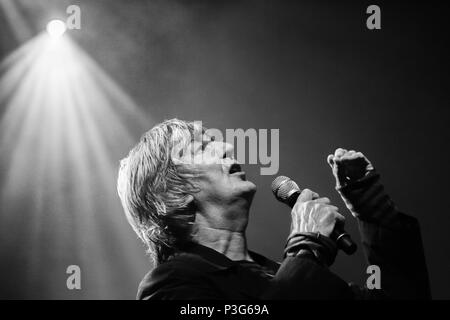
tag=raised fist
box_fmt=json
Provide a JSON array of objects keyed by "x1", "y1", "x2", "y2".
[{"x1": 327, "y1": 148, "x2": 374, "y2": 189}]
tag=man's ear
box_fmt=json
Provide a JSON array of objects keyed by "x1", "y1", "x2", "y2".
[
  {"x1": 171, "y1": 156, "x2": 184, "y2": 166},
  {"x1": 173, "y1": 158, "x2": 200, "y2": 180},
  {"x1": 185, "y1": 194, "x2": 195, "y2": 206},
  {"x1": 185, "y1": 194, "x2": 197, "y2": 222}
]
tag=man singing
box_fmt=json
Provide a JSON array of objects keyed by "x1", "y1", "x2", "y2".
[{"x1": 117, "y1": 119, "x2": 430, "y2": 299}]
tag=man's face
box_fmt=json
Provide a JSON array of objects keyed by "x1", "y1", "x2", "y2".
[{"x1": 174, "y1": 132, "x2": 257, "y2": 212}]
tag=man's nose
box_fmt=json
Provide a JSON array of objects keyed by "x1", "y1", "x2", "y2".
[{"x1": 213, "y1": 141, "x2": 234, "y2": 158}]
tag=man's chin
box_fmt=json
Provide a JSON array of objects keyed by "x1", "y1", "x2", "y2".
[{"x1": 240, "y1": 180, "x2": 257, "y2": 198}]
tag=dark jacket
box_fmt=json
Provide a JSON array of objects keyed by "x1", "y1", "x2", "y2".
[{"x1": 137, "y1": 171, "x2": 431, "y2": 300}]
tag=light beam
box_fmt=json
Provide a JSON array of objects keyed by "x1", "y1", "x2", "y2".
[{"x1": 0, "y1": 31, "x2": 152, "y2": 299}]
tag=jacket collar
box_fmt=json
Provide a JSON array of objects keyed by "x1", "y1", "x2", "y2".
[{"x1": 180, "y1": 242, "x2": 280, "y2": 274}]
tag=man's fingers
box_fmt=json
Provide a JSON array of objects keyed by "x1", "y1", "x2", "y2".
[
  {"x1": 297, "y1": 188, "x2": 318, "y2": 203},
  {"x1": 333, "y1": 212, "x2": 346, "y2": 229},
  {"x1": 321, "y1": 210, "x2": 345, "y2": 224},
  {"x1": 334, "y1": 212, "x2": 346, "y2": 223},
  {"x1": 314, "y1": 197, "x2": 331, "y2": 205},
  {"x1": 340, "y1": 154, "x2": 355, "y2": 161},
  {"x1": 322, "y1": 204, "x2": 340, "y2": 214},
  {"x1": 327, "y1": 154, "x2": 335, "y2": 167},
  {"x1": 339, "y1": 151, "x2": 370, "y2": 167},
  {"x1": 311, "y1": 203, "x2": 339, "y2": 217},
  {"x1": 333, "y1": 148, "x2": 369, "y2": 163},
  {"x1": 334, "y1": 148, "x2": 347, "y2": 158}
]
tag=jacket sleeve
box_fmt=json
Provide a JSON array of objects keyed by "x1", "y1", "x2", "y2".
[
  {"x1": 263, "y1": 251, "x2": 354, "y2": 300},
  {"x1": 338, "y1": 171, "x2": 431, "y2": 299}
]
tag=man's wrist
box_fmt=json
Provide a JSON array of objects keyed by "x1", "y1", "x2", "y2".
[
  {"x1": 337, "y1": 170, "x2": 397, "y2": 223},
  {"x1": 284, "y1": 232, "x2": 338, "y2": 266}
]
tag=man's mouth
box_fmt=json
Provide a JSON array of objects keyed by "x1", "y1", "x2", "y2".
[
  {"x1": 229, "y1": 163, "x2": 242, "y2": 174},
  {"x1": 229, "y1": 163, "x2": 247, "y2": 180}
]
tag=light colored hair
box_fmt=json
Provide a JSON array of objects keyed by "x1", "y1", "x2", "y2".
[{"x1": 117, "y1": 119, "x2": 200, "y2": 265}]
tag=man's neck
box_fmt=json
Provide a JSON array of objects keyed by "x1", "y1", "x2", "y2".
[{"x1": 192, "y1": 225, "x2": 253, "y2": 262}]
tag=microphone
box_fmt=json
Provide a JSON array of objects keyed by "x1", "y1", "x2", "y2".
[{"x1": 271, "y1": 175, "x2": 357, "y2": 255}]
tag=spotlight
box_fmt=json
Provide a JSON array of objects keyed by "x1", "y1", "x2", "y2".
[{"x1": 46, "y1": 19, "x2": 66, "y2": 38}]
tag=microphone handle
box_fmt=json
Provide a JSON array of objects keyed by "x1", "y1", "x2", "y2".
[
  {"x1": 287, "y1": 191, "x2": 357, "y2": 255},
  {"x1": 331, "y1": 228, "x2": 357, "y2": 255}
]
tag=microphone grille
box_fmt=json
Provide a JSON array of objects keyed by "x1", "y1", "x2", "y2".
[{"x1": 271, "y1": 175, "x2": 300, "y2": 202}]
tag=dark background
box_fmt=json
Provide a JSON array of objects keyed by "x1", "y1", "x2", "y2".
[{"x1": 0, "y1": 0, "x2": 449, "y2": 299}]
